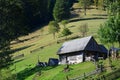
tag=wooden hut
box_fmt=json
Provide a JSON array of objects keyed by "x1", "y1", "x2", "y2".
[{"x1": 57, "y1": 36, "x2": 107, "y2": 64}]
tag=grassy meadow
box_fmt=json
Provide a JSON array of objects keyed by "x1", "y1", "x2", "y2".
[
  {"x1": 35, "y1": 62, "x2": 95, "y2": 80},
  {"x1": 9, "y1": 4, "x2": 119, "y2": 80}
]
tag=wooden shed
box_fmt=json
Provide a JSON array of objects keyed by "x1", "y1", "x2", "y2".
[
  {"x1": 48, "y1": 58, "x2": 59, "y2": 66},
  {"x1": 57, "y1": 36, "x2": 107, "y2": 64}
]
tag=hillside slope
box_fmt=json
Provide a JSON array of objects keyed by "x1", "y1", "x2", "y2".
[{"x1": 10, "y1": 7, "x2": 108, "y2": 80}]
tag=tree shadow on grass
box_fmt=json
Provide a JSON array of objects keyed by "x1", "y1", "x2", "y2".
[
  {"x1": 10, "y1": 44, "x2": 35, "y2": 54},
  {"x1": 16, "y1": 66, "x2": 57, "y2": 80},
  {"x1": 70, "y1": 13, "x2": 79, "y2": 18},
  {"x1": 92, "y1": 14, "x2": 108, "y2": 16},
  {"x1": 0, "y1": 44, "x2": 35, "y2": 65},
  {"x1": 12, "y1": 58, "x2": 24, "y2": 64},
  {"x1": 69, "y1": 17, "x2": 107, "y2": 23},
  {"x1": 0, "y1": 44, "x2": 34, "y2": 55},
  {"x1": 11, "y1": 35, "x2": 40, "y2": 45}
]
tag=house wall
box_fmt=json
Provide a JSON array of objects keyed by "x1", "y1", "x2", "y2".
[
  {"x1": 59, "y1": 55, "x2": 67, "y2": 64},
  {"x1": 59, "y1": 51, "x2": 101, "y2": 64},
  {"x1": 59, "y1": 52, "x2": 84, "y2": 64},
  {"x1": 68, "y1": 53, "x2": 83, "y2": 64}
]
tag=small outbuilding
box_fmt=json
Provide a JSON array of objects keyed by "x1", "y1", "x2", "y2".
[
  {"x1": 48, "y1": 58, "x2": 59, "y2": 66},
  {"x1": 57, "y1": 36, "x2": 107, "y2": 64}
]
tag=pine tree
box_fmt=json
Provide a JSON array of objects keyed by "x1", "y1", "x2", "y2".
[
  {"x1": 47, "y1": 0, "x2": 56, "y2": 20},
  {"x1": 0, "y1": 0, "x2": 28, "y2": 68},
  {"x1": 53, "y1": 0, "x2": 70, "y2": 22},
  {"x1": 61, "y1": 28, "x2": 72, "y2": 39}
]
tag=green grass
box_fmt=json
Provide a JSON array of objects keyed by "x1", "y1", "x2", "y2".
[
  {"x1": 83, "y1": 59, "x2": 120, "y2": 80},
  {"x1": 34, "y1": 62, "x2": 95, "y2": 80},
  {"x1": 11, "y1": 43, "x2": 62, "y2": 73},
  {"x1": 68, "y1": 19, "x2": 107, "y2": 36},
  {"x1": 10, "y1": 42, "x2": 97, "y2": 80}
]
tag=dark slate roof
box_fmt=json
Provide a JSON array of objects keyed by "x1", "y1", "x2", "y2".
[
  {"x1": 57, "y1": 36, "x2": 100, "y2": 55},
  {"x1": 99, "y1": 45, "x2": 108, "y2": 54}
]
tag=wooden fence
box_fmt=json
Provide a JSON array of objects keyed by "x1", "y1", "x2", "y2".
[
  {"x1": 69, "y1": 68, "x2": 120, "y2": 80},
  {"x1": 69, "y1": 69, "x2": 101, "y2": 80}
]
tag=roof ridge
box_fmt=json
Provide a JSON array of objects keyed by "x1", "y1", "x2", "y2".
[{"x1": 64, "y1": 36, "x2": 93, "y2": 43}]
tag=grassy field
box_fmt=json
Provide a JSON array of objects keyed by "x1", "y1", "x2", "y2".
[
  {"x1": 10, "y1": 9, "x2": 107, "y2": 58},
  {"x1": 35, "y1": 62, "x2": 95, "y2": 80},
  {"x1": 11, "y1": 43, "x2": 62, "y2": 73},
  {"x1": 8, "y1": 5, "x2": 113, "y2": 80}
]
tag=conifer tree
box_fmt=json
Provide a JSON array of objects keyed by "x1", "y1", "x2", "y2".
[{"x1": 53, "y1": 0, "x2": 70, "y2": 22}]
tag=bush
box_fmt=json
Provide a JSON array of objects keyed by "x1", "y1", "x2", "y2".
[{"x1": 61, "y1": 28, "x2": 72, "y2": 37}]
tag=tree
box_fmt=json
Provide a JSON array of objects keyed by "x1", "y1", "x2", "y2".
[
  {"x1": 98, "y1": 25, "x2": 113, "y2": 45},
  {"x1": 48, "y1": 21, "x2": 60, "y2": 39},
  {"x1": 23, "y1": 0, "x2": 49, "y2": 26},
  {"x1": 61, "y1": 28, "x2": 72, "y2": 39},
  {"x1": 79, "y1": 0, "x2": 91, "y2": 15},
  {"x1": 47, "y1": 0, "x2": 56, "y2": 20},
  {"x1": 53, "y1": 0, "x2": 70, "y2": 22},
  {"x1": 78, "y1": 23, "x2": 89, "y2": 37},
  {"x1": 68, "y1": 0, "x2": 75, "y2": 8},
  {"x1": 0, "y1": 0, "x2": 29, "y2": 68},
  {"x1": 108, "y1": 1, "x2": 120, "y2": 15},
  {"x1": 61, "y1": 20, "x2": 69, "y2": 28},
  {"x1": 97, "y1": 0, "x2": 117, "y2": 11},
  {"x1": 98, "y1": 14, "x2": 120, "y2": 47},
  {"x1": 97, "y1": 0, "x2": 104, "y2": 9},
  {"x1": 94, "y1": 0, "x2": 99, "y2": 8}
]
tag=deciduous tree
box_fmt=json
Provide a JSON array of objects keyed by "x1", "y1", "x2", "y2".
[
  {"x1": 61, "y1": 20, "x2": 69, "y2": 28},
  {"x1": 78, "y1": 23, "x2": 89, "y2": 37},
  {"x1": 108, "y1": 1, "x2": 120, "y2": 15},
  {"x1": 48, "y1": 21, "x2": 60, "y2": 39},
  {"x1": 94, "y1": 0, "x2": 99, "y2": 8},
  {"x1": 98, "y1": 14, "x2": 120, "y2": 47},
  {"x1": 79, "y1": 0, "x2": 91, "y2": 15}
]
